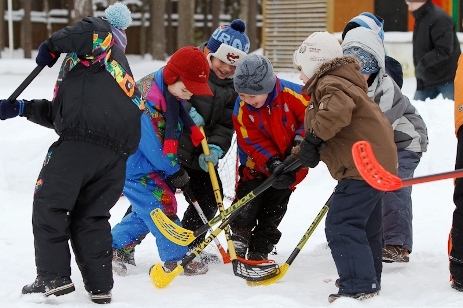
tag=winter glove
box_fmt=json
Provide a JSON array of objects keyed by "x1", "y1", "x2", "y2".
[
  {"x1": 0, "y1": 99, "x2": 24, "y2": 120},
  {"x1": 199, "y1": 145, "x2": 223, "y2": 172},
  {"x1": 299, "y1": 132, "x2": 324, "y2": 168},
  {"x1": 36, "y1": 42, "x2": 59, "y2": 67},
  {"x1": 266, "y1": 156, "x2": 297, "y2": 190},
  {"x1": 166, "y1": 167, "x2": 190, "y2": 189},
  {"x1": 189, "y1": 107, "x2": 205, "y2": 127}
]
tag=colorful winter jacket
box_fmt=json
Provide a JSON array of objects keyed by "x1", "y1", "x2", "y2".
[
  {"x1": 20, "y1": 16, "x2": 142, "y2": 160},
  {"x1": 342, "y1": 27, "x2": 428, "y2": 153},
  {"x1": 233, "y1": 77, "x2": 309, "y2": 187},
  {"x1": 412, "y1": 0, "x2": 460, "y2": 90},
  {"x1": 125, "y1": 69, "x2": 184, "y2": 180},
  {"x1": 178, "y1": 42, "x2": 236, "y2": 171},
  {"x1": 455, "y1": 54, "x2": 463, "y2": 134},
  {"x1": 302, "y1": 56, "x2": 398, "y2": 181}
]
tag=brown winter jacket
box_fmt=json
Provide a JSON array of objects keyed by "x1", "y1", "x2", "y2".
[{"x1": 301, "y1": 56, "x2": 397, "y2": 181}]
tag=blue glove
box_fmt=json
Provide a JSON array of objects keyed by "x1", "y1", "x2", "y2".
[
  {"x1": 189, "y1": 107, "x2": 205, "y2": 127},
  {"x1": 0, "y1": 99, "x2": 24, "y2": 120},
  {"x1": 199, "y1": 145, "x2": 223, "y2": 172},
  {"x1": 36, "y1": 42, "x2": 59, "y2": 67}
]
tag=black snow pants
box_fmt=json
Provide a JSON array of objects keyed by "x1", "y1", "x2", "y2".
[
  {"x1": 32, "y1": 140, "x2": 125, "y2": 294},
  {"x1": 451, "y1": 128, "x2": 463, "y2": 283}
]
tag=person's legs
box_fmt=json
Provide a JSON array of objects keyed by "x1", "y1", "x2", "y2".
[
  {"x1": 181, "y1": 167, "x2": 221, "y2": 248},
  {"x1": 70, "y1": 144, "x2": 125, "y2": 296},
  {"x1": 382, "y1": 150, "x2": 421, "y2": 257},
  {"x1": 451, "y1": 128, "x2": 463, "y2": 289},
  {"x1": 248, "y1": 187, "x2": 291, "y2": 258},
  {"x1": 414, "y1": 87, "x2": 439, "y2": 101},
  {"x1": 123, "y1": 173, "x2": 188, "y2": 263},
  {"x1": 437, "y1": 82, "x2": 455, "y2": 100},
  {"x1": 326, "y1": 179, "x2": 382, "y2": 294}
]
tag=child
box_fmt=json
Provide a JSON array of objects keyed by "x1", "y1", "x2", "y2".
[
  {"x1": 115, "y1": 19, "x2": 250, "y2": 266},
  {"x1": 293, "y1": 31, "x2": 398, "y2": 302},
  {"x1": 230, "y1": 54, "x2": 309, "y2": 260},
  {"x1": 341, "y1": 12, "x2": 404, "y2": 89},
  {"x1": 179, "y1": 19, "x2": 249, "y2": 251},
  {"x1": 342, "y1": 25, "x2": 428, "y2": 263},
  {"x1": 0, "y1": 3, "x2": 141, "y2": 304},
  {"x1": 451, "y1": 53, "x2": 463, "y2": 292},
  {"x1": 110, "y1": 46, "x2": 213, "y2": 276}
]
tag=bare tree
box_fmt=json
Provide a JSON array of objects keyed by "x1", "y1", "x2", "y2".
[
  {"x1": 21, "y1": 0, "x2": 32, "y2": 58},
  {"x1": 139, "y1": 0, "x2": 149, "y2": 57},
  {"x1": 211, "y1": 0, "x2": 222, "y2": 31},
  {"x1": 177, "y1": 0, "x2": 195, "y2": 48},
  {"x1": 247, "y1": 0, "x2": 257, "y2": 52},
  {"x1": 0, "y1": 0, "x2": 4, "y2": 56},
  {"x1": 107, "y1": 0, "x2": 117, "y2": 4},
  {"x1": 73, "y1": 0, "x2": 93, "y2": 24},
  {"x1": 150, "y1": 0, "x2": 166, "y2": 60}
]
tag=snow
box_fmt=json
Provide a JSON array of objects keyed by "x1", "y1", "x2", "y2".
[{"x1": 0, "y1": 50, "x2": 461, "y2": 307}]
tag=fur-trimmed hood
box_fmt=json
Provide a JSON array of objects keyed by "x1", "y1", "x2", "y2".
[{"x1": 302, "y1": 56, "x2": 367, "y2": 95}]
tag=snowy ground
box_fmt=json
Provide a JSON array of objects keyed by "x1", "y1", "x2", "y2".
[{"x1": 0, "y1": 52, "x2": 461, "y2": 307}]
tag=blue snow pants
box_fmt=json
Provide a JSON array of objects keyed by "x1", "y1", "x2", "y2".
[
  {"x1": 111, "y1": 173, "x2": 188, "y2": 262},
  {"x1": 382, "y1": 149, "x2": 421, "y2": 253},
  {"x1": 325, "y1": 179, "x2": 383, "y2": 294}
]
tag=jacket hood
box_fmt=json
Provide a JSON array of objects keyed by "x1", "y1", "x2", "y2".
[{"x1": 303, "y1": 56, "x2": 367, "y2": 94}]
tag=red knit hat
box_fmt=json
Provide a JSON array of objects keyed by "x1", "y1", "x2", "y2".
[{"x1": 164, "y1": 46, "x2": 213, "y2": 96}]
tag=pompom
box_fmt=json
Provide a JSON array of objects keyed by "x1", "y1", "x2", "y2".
[
  {"x1": 105, "y1": 2, "x2": 132, "y2": 30},
  {"x1": 230, "y1": 19, "x2": 246, "y2": 33}
]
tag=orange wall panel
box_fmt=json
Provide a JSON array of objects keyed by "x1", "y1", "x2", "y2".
[{"x1": 327, "y1": 0, "x2": 374, "y2": 33}]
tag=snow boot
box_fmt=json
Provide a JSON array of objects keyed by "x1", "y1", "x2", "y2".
[
  {"x1": 22, "y1": 276, "x2": 75, "y2": 297},
  {"x1": 90, "y1": 291, "x2": 112, "y2": 304},
  {"x1": 328, "y1": 291, "x2": 379, "y2": 303},
  {"x1": 382, "y1": 245, "x2": 409, "y2": 263},
  {"x1": 112, "y1": 248, "x2": 129, "y2": 276}
]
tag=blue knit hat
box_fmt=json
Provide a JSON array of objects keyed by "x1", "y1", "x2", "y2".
[
  {"x1": 207, "y1": 19, "x2": 250, "y2": 55},
  {"x1": 342, "y1": 12, "x2": 385, "y2": 41},
  {"x1": 343, "y1": 46, "x2": 380, "y2": 74},
  {"x1": 105, "y1": 2, "x2": 132, "y2": 30}
]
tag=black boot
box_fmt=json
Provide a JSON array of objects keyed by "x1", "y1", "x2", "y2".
[
  {"x1": 90, "y1": 291, "x2": 112, "y2": 304},
  {"x1": 22, "y1": 276, "x2": 75, "y2": 297}
]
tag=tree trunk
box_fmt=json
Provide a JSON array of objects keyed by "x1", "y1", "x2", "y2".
[
  {"x1": 177, "y1": 0, "x2": 195, "y2": 49},
  {"x1": 0, "y1": 0, "x2": 4, "y2": 56},
  {"x1": 21, "y1": 0, "x2": 32, "y2": 58},
  {"x1": 150, "y1": 0, "x2": 166, "y2": 60},
  {"x1": 73, "y1": 0, "x2": 93, "y2": 24},
  {"x1": 166, "y1": 0, "x2": 175, "y2": 55},
  {"x1": 139, "y1": 0, "x2": 148, "y2": 57},
  {"x1": 247, "y1": 0, "x2": 258, "y2": 52},
  {"x1": 211, "y1": 0, "x2": 221, "y2": 32}
]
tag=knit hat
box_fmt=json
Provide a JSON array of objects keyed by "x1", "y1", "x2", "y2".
[
  {"x1": 105, "y1": 3, "x2": 132, "y2": 52},
  {"x1": 233, "y1": 54, "x2": 276, "y2": 95},
  {"x1": 208, "y1": 19, "x2": 250, "y2": 53},
  {"x1": 293, "y1": 32, "x2": 343, "y2": 79},
  {"x1": 164, "y1": 46, "x2": 213, "y2": 96},
  {"x1": 343, "y1": 46, "x2": 380, "y2": 74},
  {"x1": 342, "y1": 12, "x2": 384, "y2": 41}
]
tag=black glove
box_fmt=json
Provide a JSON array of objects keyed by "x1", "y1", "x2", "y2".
[
  {"x1": 36, "y1": 42, "x2": 59, "y2": 67},
  {"x1": 0, "y1": 99, "x2": 24, "y2": 120},
  {"x1": 299, "y1": 133, "x2": 324, "y2": 168},
  {"x1": 166, "y1": 167, "x2": 190, "y2": 189},
  {"x1": 267, "y1": 156, "x2": 296, "y2": 190}
]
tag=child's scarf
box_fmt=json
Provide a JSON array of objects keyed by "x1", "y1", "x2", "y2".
[{"x1": 147, "y1": 69, "x2": 204, "y2": 156}]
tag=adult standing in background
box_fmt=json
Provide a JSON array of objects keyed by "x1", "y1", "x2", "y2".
[{"x1": 407, "y1": 0, "x2": 460, "y2": 101}]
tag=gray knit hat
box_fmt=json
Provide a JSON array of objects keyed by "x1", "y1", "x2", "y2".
[{"x1": 233, "y1": 54, "x2": 276, "y2": 94}]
